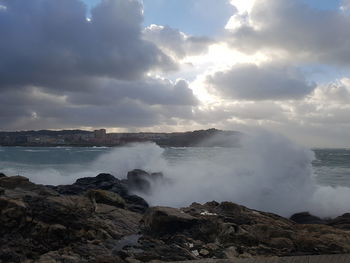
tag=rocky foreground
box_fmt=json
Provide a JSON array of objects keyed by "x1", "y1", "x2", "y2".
[{"x1": 1, "y1": 171, "x2": 350, "y2": 263}]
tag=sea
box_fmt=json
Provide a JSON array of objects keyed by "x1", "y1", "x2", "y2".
[
  {"x1": 1, "y1": 142, "x2": 350, "y2": 217},
  {"x1": 0, "y1": 146, "x2": 349, "y2": 187}
]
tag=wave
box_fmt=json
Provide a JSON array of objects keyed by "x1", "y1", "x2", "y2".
[{"x1": 2, "y1": 131, "x2": 350, "y2": 218}]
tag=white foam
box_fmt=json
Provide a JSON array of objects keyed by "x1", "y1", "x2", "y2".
[{"x1": 2, "y1": 131, "x2": 350, "y2": 217}]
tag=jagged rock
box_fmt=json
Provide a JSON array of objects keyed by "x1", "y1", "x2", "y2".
[
  {"x1": 290, "y1": 212, "x2": 327, "y2": 224},
  {"x1": 87, "y1": 189, "x2": 126, "y2": 209},
  {"x1": 2, "y1": 175, "x2": 350, "y2": 262},
  {"x1": 127, "y1": 169, "x2": 164, "y2": 194},
  {"x1": 143, "y1": 206, "x2": 198, "y2": 235},
  {"x1": 53, "y1": 173, "x2": 128, "y2": 196},
  {"x1": 0, "y1": 175, "x2": 32, "y2": 189},
  {"x1": 51, "y1": 173, "x2": 149, "y2": 213},
  {"x1": 327, "y1": 213, "x2": 350, "y2": 230},
  {"x1": 0, "y1": 176, "x2": 142, "y2": 263}
]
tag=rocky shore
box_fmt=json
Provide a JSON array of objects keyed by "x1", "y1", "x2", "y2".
[{"x1": 1, "y1": 171, "x2": 350, "y2": 263}]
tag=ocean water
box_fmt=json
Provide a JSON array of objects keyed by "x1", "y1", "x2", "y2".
[
  {"x1": 1, "y1": 135, "x2": 350, "y2": 217},
  {"x1": 0, "y1": 146, "x2": 349, "y2": 187}
]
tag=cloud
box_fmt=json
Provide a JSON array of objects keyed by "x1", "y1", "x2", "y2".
[
  {"x1": 206, "y1": 63, "x2": 315, "y2": 100},
  {"x1": 143, "y1": 24, "x2": 212, "y2": 59},
  {"x1": 0, "y1": 0, "x2": 176, "y2": 90},
  {"x1": 341, "y1": 0, "x2": 350, "y2": 11},
  {"x1": 0, "y1": 0, "x2": 203, "y2": 130},
  {"x1": 0, "y1": 79, "x2": 197, "y2": 130},
  {"x1": 227, "y1": 0, "x2": 350, "y2": 65},
  {"x1": 66, "y1": 78, "x2": 198, "y2": 106}
]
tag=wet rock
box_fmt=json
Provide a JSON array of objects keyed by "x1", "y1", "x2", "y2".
[
  {"x1": 123, "y1": 195, "x2": 149, "y2": 213},
  {"x1": 0, "y1": 176, "x2": 142, "y2": 263},
  {"x1": 127, "y1": 169, "x2": 164, "y2": 194},
  {"x1": 53, "y1": 173, "x2": 128, "y2": 196},
  {"x1": 290, "y1": 212, "x2": 327, "y2": 224},
  {"x1": 51, "y1": 173, "x2": 148, "y2": 213},
  {"x1": 143, "y1": 206, "x2": 198, "y2": 235},
  {"x1": 1, "y1": 174, "x2": 350, "y2": 262}
]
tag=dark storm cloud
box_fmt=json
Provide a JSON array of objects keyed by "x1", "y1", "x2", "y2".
[
  {"x1": 0, "y1": 0, "x2": 175, "y2": 89},
  {"x1": 207, "y1": 63, "x2": 315, "y2": 100},
  {"x1": 66, "y1": 78, "x2": 197, "y2": 106},
  {"x1": 228, "y1": 0, "x2": 350, "y2": 65},
  {"x1": 0, "y1": 0, "x2": 200, "y2": 130},
  {"x1": 0, "y1": 85, "x2": 197, "y2": 130}
]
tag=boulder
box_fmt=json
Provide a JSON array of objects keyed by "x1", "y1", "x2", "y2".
[
  {"x1": 87, "y1": 189, "x2": 126, "y2": 209},
  {"x1": 127, "y1": 169, "x2": 163, "y2": 194},
  {"x1": 328, "y1": 213, "x2": 350, "y2": 230},
  {"x1": 143, "y1": 206, "x2": 198, "y2": 235},
  {"x1": 290, "y1": 212, "x2": 327, "y2": 224},
  {"x1": 0, "y1": 175, "x2": 33, "y2": 189},
  {"x1": 51, "y1": 173, "x2": 148, "y2": 213}
]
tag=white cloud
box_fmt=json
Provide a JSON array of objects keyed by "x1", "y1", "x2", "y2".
[
  {"x1": 226, "y1": 0, "x2": 350, "y2": 65},
  {"x1": 143, "y1": 24, "x2": 212, "y2": 60},
  {"x1": 340, "y1": 0, "x2": 350, "y2": 11}
]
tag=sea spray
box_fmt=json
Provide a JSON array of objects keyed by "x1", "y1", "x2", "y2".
[{"x1": 1, "y1": 131, "x2": 350, "y2": 217}]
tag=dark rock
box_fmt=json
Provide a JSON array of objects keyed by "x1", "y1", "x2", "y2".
[
  {"x1": 2, "y1": 174, "x2": 350, "y2": 262},
  {"x1": 0, "y1": 175, "x2": 32, "y2": 189},
  {"x1": 54, "y1": 173, "x2": 128, "y2": 196},
  {"x1": 87, "y1": 189, "x2": 126, "y2": 209},
  {"x1": 52, "y1": 173, "x2": 148, "y2": 213},
  {"x1": 127, "y1": 169, "x2": 164, "y2": 194},
  {"x1": 0, "y1": 187, "x2": 142, "y2": 262},
  {"x1": 143, "y1": 206, "x2": 198, "y2": 236},
  {"x1": 327, "y1": 213, "x2": 350, "y2": 230},
  {"x1": 0, "y1": 172, "x2": 6, "y2": 177},
  {"x1": 127, "y1": 169, "x2": 151, "y2": 194},
  {"x1": 290, "y1": 212, "x2": 327, "y2": 224},
  {"x1": 124, "y1": 194, "x2": 149, "y2": 213}
]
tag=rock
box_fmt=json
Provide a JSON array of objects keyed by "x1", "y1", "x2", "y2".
[
  {"x1": 224, "y1": 246, "x2": 238, "y2": 259},
  {"x1": 327, "y1": 213, "x2": 350, "y2": 230},
  {"x1": 205, "y1": 243, "x2": 219, "y2": 251},
  {"x1": 127, "y1": 169, "x2": 163, "y2": 194},
  {"x1": 0, "y1": 187, "x2": 4, "y2": 195},
  {"x1": 143, "y1": 206, "x2": 198, "y2": 235},
  {"x1": 0, "y1": 181, "x2": 142, "y2": 263},
  {"x1": 123, "y1": 194, "x2": 149, "y2": 213},
  {"x1": 127, "y1": 169, "x2": 151, "y2": 193},
  {"x1": 0, "y1": 175, "x2": 32, "y2": 189},
  {"x1": 199, "y1": 249, "x2": 210, "y2": 256},
  {"x1": 269, "y1": 237, "x2": 294, "y2": 249},
  {"x1": 87, "y1": 189, "x2": 126, "y2": 209},
  {"x1": 54, "y1": 173, "x2": 128, "y2": 196},
  {"x1": 52, "y1": 173, "x2": 148, "y2": 213},
  {"x1": 2, "y1": 174, "x2": 350, "y2": 262},
  {"x1": 290, "y1": 212, "x2": 327, "y2": 224},
  {"x1": 0, "y1": 172, "x2": 6, "y2": 177}
]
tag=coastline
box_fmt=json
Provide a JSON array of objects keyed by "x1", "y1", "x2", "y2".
[{"x1": 1, "y1": 171, "x2": 350, "y2": 262}]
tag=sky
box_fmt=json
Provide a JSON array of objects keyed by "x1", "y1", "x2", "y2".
[{"x1": 0, "y1": 0, "x2": 350, "y2": 148}]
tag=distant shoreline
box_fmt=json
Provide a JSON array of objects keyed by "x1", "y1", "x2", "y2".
[{"x1": 0, "y1": 128, "x2": 242, "y2": 148}]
